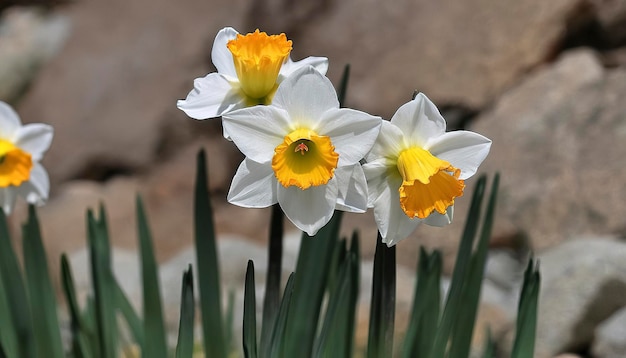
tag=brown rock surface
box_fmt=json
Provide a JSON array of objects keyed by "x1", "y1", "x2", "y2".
[
  {"x1": 277, "y1": 0, "x2": 589, "y2": 118},
  {"x1": 15, "y1": 0, "x2": 249, "y2": 186},
  {"x1": 472, "y1": 48, "x2": 626, "y2": 250}
]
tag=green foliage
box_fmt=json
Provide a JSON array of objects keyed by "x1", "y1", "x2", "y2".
[
  {"x1": 0, "y1": 149, "x2": 539, "y2": 358},
  {"x1": 511, "y1": 258, "x2": 541, "y2": 358},
  {"x1": 243, "y1": 261, "x2": 257, "y2": 358},
  {"x1": 136, "y1": 196, "x2": 167, "y2": 358},
  {"x1": 22, "y1": 205, "x2": 64, "y2": 358},
  {"x1": 367, "y1": 234, "x2": 396, "y2": 358},
  {"x1": 175, "y1": 265, "x2": 195, "y2": 358},
  {"x1": 0, "y1": 208, "x2": 35, "y2": 358},
  {"x1": 194, "y1": 149, "x2": 227, "y2": 358}
]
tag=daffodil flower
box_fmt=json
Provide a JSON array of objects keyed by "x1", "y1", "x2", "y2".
[
  {"x1": 222, "y1": 67, "x2": 381, "y2": 236},
  {"x1": 0, "y1": 101, "x2": 53, "y2": 214},
  {"x1": 363, "y1": 93, "x2": 491, "y2": 246},
  {"x1": 177, "y1": 27, "x2": 328, "y2": 126}
]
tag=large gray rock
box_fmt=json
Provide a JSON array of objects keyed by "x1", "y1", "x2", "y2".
[
  {"x1": 0, "y1": 7, "x2": 69, "y2": 102},
  {"x1": 534, "y1": 238, "x2": 626, "y2": 357},
  {"x1": 472, "y1": 48, "x2": 626, "y2": 251},
  {"x1": 267, "y1": 0, "x2": 589, "y2": 118},
  {"x1": 592, "y1": 306, "x2": 626, "y2": 358},
  {"x1": 15, "y1": 0, "x2": 249, "y2": 186}
]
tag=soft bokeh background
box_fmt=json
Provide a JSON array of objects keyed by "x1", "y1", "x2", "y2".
[{"x1": 2, "y1": 0, "x2": 626, "y2": 356}]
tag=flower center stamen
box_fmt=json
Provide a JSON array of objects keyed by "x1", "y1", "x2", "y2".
[
  {"x1": 294, "y1": 142, "x2": 309, "y2": 155},
  {"x1": 0, "y1": 139, "x2": 33, "y2": 188},
  {"x1": 272, "y1": 128, "x2": 339, "y2": 190},
  {"x1": 396, "y1": 146, "x2": 465, "y2": 219},
  {"x1": 227, "y1": 29, "x2": 292, "y2": 101}
]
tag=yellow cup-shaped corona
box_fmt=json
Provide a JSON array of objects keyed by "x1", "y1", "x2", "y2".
[
  {"x1": 396, "y1": 146, "x2": 464, "y2": 219},
  {"x1": 0, "y1": 139, "x2": 32, "y2": 188},
  {"x1": 227, "y1": 29, "x2": 293, "y2": 101},
  {"x1": 272, "y1": 128, "x2": 339, "y2": 190}
]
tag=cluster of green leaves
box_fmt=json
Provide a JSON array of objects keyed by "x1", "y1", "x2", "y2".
[
  {"x1": 0, "y1": 77, "x2": 541, "y2": 357},
  {"x1": 0, "y1": 153, "x2": 204, "y2": 357}
]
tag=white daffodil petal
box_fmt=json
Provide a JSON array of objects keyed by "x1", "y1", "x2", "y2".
[
  {"x1": 228, "y1": 158, "x2": 278, "y2": 208},
  {"x1": 278, "y1": 178, "x2": 338, "y2": 236},
  {"x1": 212, "y1": 27, "x2": 238, "y2": 77},
  {"x1": 279, "y1": 56, "x2": 329, "y2": 78},
  {"x1": 223, "y1": 106, "x2": 291, "y2": 163},
  {"x1": 0, "y1": 101, "x2": 21, "y2": 139},
  {"x1": 177, "y1": 73, "x2": 243, "y2": 120},
  {"x1": 423, "y1": 206, "x2": 454, "y2": 227},
  {"x1": 272, "y1": 67, "x2": 339, "y2": 127},
  {"x1": 317, "y1": 108, "x2": 381, "y2": 166},
  {"x1": 0, "y1": 187, "x2": 17, "y2": 215},
  {"x1": 427, "y1": 131, "x2": 492, "y2": 180},
  {"x1": 14, "y1": 123, "x2": 53, "y2": 161},
  {"x1": 335, "y1": 165, "x2": 368, "y2": 213},
  {"x1": 365, "y1": 120, "x2": 405, "y2": 162},
  {"x1": 363, "y1": 159, "x2": 391, "y2": 207},
  {"x1": 369, "y1": 173, "x2": 421, "y2": 246},
  {"x1": 391, "y1": 93, "x2": 446, "y2": 147},
  {"x1": 25, "y1": 163, "x2": 49, "y2": 202}
]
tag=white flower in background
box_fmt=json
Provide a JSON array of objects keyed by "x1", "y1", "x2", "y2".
[
  {"x1": 363, "y1": 93, "x2": 491, "y2": 246},
  {"x1": 177, "y1": 27, "x2": 329, "y2": 127},
  {"x1": 222, "y1": 67, "x2": 381, "y2": 236},
  {"x1": 0, "y1": 101, "x2": 53, "y2": 215}
]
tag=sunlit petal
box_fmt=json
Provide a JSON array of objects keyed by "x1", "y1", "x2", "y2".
[
  {"x1": 317, "y1": 108, "x2": 381, "y2": 166},
  {"x1": 278, "y1": 179, "x2": 338, "y2": 236},
  {"x1": 271, "y1": 67, "x2": 339, "y2": 128},
  {"x1": 228, "y1": 158, "x2": 278, "y2": 207},
  {"x1": 0, "y1": 102, "x2": 21, "y2": 139},
  {"x1": 279, "y1": 56, "x2": 329, "y2": 78},
  {"x1": 223, "y1": 105, "x2": 291, "y2": 163},
  {"x1": 391, "y1": 93, "x2": 446, "y2": 147},
  {"x1": 177, "y1": 73, "x2": 244, "y2": 120},
  {"x1": 335, "y1": 164, "x2": 368, "y2": 213},
  {"x1": 426, "y1": 131, "x2": 492, "y2": 180},
  {"x1": 13, "y1": 124, "x2": 53, "y2": 161},
  {"x1": 423, "y1": 206, "x2": 454, "y2": 227},
  {"x1": 365, "y1": 120, "x2": 405, "y2": 162},
  {"x1": 212, "y1": 27, "x2": 239, "y2": 77}
]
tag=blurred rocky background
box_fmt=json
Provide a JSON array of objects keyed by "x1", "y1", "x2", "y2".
[{"x1": 2, "y1": 0, "x2": 626, "y2": 356}]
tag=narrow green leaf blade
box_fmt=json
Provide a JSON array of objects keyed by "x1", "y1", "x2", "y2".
[
  {"x1": 113, "y1": 277, "x2": 144, "y2": 347},
  {"x1": 60, "y1": 255, "x2": 93, "y2": 358},
  {"x1": 511, "y1": 258, "x2": 540, "y2": 358},
  {"x1": 136, "y1": 196, "x2": 167, "y2": 357},
  {"x1": 243, "y1": 260, "x2": 258, "y2": 358},
  {"x1": 402, "y1": 248, "x2": 442, "y2": 358},
  {"x1": 194, "y1": 149, "x2": 226, "y2": 358},
  {"x1": 0, "y1": 261, "x2": 17, "y2": 358},
  {"x1": 430, "y1": 175, "x2": 487, "y2": 357},
  {"x1": 449, "y1": 174, "x2": 499, "y2": 357},
  {"x1": 88, "y1": 207, "x2": 118, "y2": 358},
  {"x1": 260, "y1": 204, "x2": 283, "y2": 357},
  {"x1": 176, "y1": 265, "x2": 195, "y2": 358},
  {"x1": 347, "y1": 232, "x2": 360, "y2": 358},
  {"x1": 367, "y1": 233, "x2": 396, "y2": 358},
  {"x1": 282, "y1": 212, "x2": 342, "y2": 357},
  {"x1": 337, "y1": 64, "x2": 351, "y2": 108},
  {"x1": 314, "y1": 249, "x2": 357, "y2": 358},
  {"x1": 22, "y1": 205, "x2": 64, "y2": 358},
  {"x1": 0, "y1": 209, "x2": 35, "y2": 358},
  {"x1": 269, "y1": 273, "x2": 295, "y2": 358}
]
